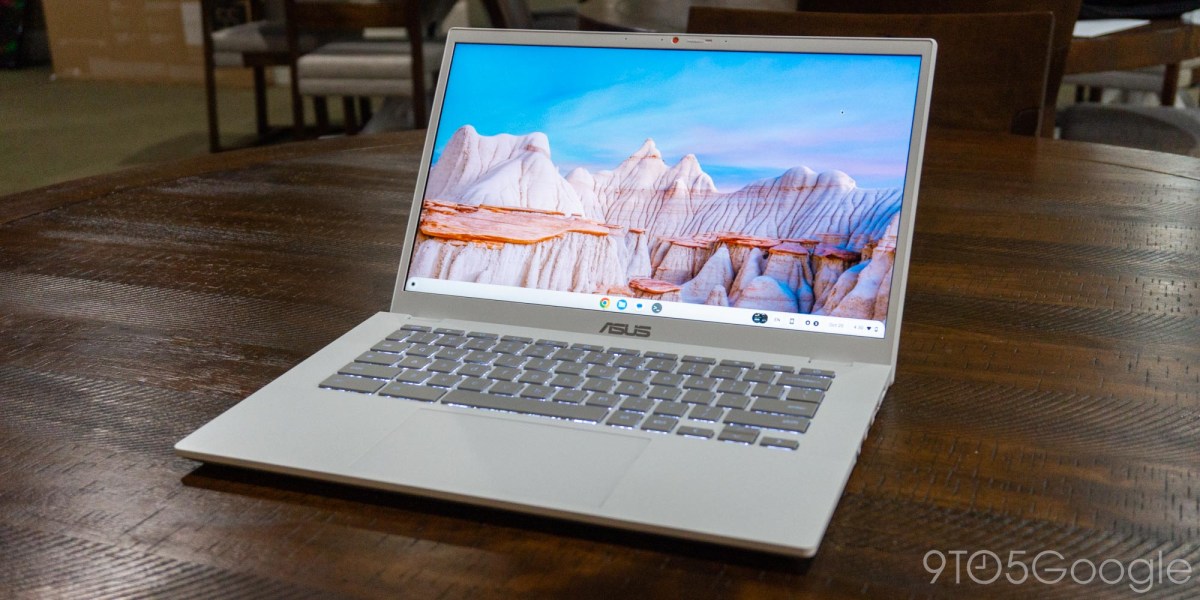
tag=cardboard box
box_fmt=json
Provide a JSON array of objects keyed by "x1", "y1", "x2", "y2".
[{"x1": 42, "y1": 0, "x2": 252, "y2": 85}]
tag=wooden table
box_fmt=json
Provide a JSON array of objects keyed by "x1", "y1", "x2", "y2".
[{"x1": 2, "y1": 130, "x2": 1198, "y2": 597}]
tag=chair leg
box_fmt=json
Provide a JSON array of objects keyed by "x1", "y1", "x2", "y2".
[
  {"x1": 253, "y1": 66, "x2": 270, "y2": 137},
  {"x1": 359, "y1": 98, "x2": 373, "y2": 125},
  {"x1": 1162, "y1": 63, "x2": 1181, "y2": 107},
  {"x1": 342, "y1": 97, "x2": 358, "y2": 135},
  {"x1": 289, "y1": 64, "x2": 305, "y2": 140},
  {"x1": 314, "y1": 96, "x2": 331, "y2": 136}
]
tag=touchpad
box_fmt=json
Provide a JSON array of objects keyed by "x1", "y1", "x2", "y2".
[{"x1": 349, "y1": 410, "x2": 650, "y2": 508}]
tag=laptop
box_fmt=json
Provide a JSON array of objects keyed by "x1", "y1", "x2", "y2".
[{"x1": 176, "y1": 27, "x2": 935, "y2": 557}]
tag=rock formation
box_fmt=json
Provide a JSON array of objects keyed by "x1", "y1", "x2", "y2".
[{"x1": 410, "y1": 126, "x2": 906, "y2": 320}]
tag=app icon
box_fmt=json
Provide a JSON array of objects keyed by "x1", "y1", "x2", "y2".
[
  {"x1": 599, "y1": 297, "x2": 610, "y2": 309},
  {"x1": 752, "y1": 313, "x2": 768, "y2": 324},
  {"x1": 651, "y1": 303, "x2": 662, "y2": 314},
  {"x1": 636, "y1": 303, "x2": 643, "y2": 310},
  {"x1": 616, "y1": 299, "x2": 628, "y2": 310}
]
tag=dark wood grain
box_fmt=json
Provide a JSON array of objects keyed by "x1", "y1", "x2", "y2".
[{"x1": 1, "y1": 130, "x2": 1198, "y2": 598}]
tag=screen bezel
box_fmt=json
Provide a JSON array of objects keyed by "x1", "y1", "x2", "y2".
[{"x1": 391, "y1": 28, "x2": 935, "y2": 367}]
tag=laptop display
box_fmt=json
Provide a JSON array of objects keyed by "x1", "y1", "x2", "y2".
[{"x1": 404, "y1": 42, "x2": 922, "y2": 340}]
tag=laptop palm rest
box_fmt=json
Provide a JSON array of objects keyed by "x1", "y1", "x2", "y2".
[{"x1": 350, "y1": 410, "x2": 650, "y2": 508}]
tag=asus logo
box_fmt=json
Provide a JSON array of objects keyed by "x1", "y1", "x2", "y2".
[{"x1": 599, "y1": 322, "x2": 652, "y2": 338}]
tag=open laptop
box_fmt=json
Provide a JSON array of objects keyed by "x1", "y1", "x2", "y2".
[{"x1": 176, "y1": 27, "x2": 935, "y2": 557}]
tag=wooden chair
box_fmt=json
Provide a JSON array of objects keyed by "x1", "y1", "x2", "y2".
[
  {"x1": 201, "y1": 0, "x2": 316, "y2": 152},
  {"x1": 478, "y1": 0, "x2": 578, "y2": 29},
  {"x1": 794, "y1": 0, "x2": 1081, "y2": 137},
  {"x1": 687, "y1": 7, "x2": 1054, "y2": 136},
  {"x1": 283, "y1": 0, "x2": 451, "y2": 136}
]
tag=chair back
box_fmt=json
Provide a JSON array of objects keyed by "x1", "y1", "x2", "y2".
[
  {"x1": 688, "y1": 7, "x2": 1053, "y2": 136},
  {"x1": 795, "y1": 0, "x2": 1081, "y2": 137},
  {"x1": 283, "y1": 0, "x2": 429, "y2": 125}
]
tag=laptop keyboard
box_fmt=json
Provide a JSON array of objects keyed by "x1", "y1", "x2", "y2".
[{"x1": 318, "y1": 325, "x2": 834, "y2": 450}]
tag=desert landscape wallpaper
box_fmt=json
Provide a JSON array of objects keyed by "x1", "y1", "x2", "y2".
[{"x1": 408, "y1": 44, "x2": 921, "y2": 320}]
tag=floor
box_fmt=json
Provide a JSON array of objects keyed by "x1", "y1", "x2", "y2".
[{"x1": 0, "y1": 67, "x2": 296, "y2": 197}]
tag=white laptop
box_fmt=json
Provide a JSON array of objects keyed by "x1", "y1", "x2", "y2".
[{"x1": 176, "y1": 27, "x2": 935, "y2": 557}]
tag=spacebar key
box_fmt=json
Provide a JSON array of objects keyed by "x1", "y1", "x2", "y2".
[{"x1": 441, "y1": 390, "x2": 609, "y2": 423}]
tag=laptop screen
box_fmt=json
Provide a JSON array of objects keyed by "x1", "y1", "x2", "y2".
[{"x1": 403, "y1": 41, "x2": 923, "y2": 340}]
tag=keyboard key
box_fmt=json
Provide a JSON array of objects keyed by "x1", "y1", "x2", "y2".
[
  {"x1": 752, "y1": 398, "x2": 818, "y2": 418},
  {"x1": 645, "y1": 358, "x2": 678, "y2": 372},
  {"x1": 536, "y1": 338, "x2": 568, "y2": 347},
  {"x1": 396, "y1": 355, "x2": 431, "y2": 369},
  {"x1": 434, "y1": 328, "x2": 466, "y2": 335},
  {"x1": 718, "y1": 426, "x2": 759, "y2": 444},
  {"x1": 786, "y1": 388, "x2": 825, "y2": 403},
  {"x1": 396, "y1": 369, "x2": 432, "y2": 384},
  {"x1": 617, "y1": 369, "x2": 652, "y2": 383},
  {"x1": 681, "y1": 355, "x2": 717, "y2": 365},
  {"x1": 463, "y1": 350, "x2": 501, "y2": 364},
  {"x1": 760, "y1": 436, "x2": 800, "y2": 450},
  {"x1": 486, "y1": 366, "x2": 521, "y2": 381},
  {"x1": 644, "y1": 351, "x2": 678, "y2": 360},
  {"x1": 758, "y1": 364, "x2": 795, "y2": 373},
  {"x1": 553, "y1": 362, "x2": 587, "y2": 376},
  {"x1": 583, "y1": 351, "x2": 615, "y2": 366},
  {"x1": 456, "y1": 377, "x2": 492, "y2": 392},
  {"x1": 406, "y1": 332, "x2": 440, "y2": 344},
  {"x1": 585, "y1": 365, "x2": 619, "y2": 379},
  {"x1": 434, "y1": 348, "x2": 468, "y2": 361},
  {"x1": 642, "y1": 416, "x2": 679, "y2": 433},
  {"x1": 320, "y1": 375, "x2": 385, "y2": 394},
  {"x1": 682, "y1": 376, "x2": 717, "y2": 390},
  {"x1": 676, "y1": 362, "x2": 711, "y2": 376},
  {"x1": 609, "y1": 347, "x2": 641, "y2": 356},
  {"x1": 709, "y1": 365, "x2": 744, "y2": 380},
  {"x1": 371, "y1": 340, "x2": 410, "y2": 353},
  {"x1": 648, "y1": 386, "x2": 682, "y2": 402},
  {"x1": 571, "y1": 343, "x2": 603, "y2": 351},
  {"x1": 338, "y1": 363, "x2": 401, "y2": 380},
  {"x1": 502, "y1": 335, "x2": 534, "y2": 344},
  {"x1": 456, "y1": 363, "x2": 491, "y2": 378},
  {"x1": 582, "y1": 378, "x2": 615, "y2": 393},
  {"x1": 719, "y1": 359, "x2": 754, "y2": 369},
  {"x1": 520, "y1": 385, "x2": 555, "y2": 400},
  {"x1": 355, "y1": 351, "x2": 401, "y2": 366},
  {"x1": 434, "y1": 335, "x2": 468, "y2": 347},
  {"x1": 585, "y1": 393, "x2": 622, "y2": 408},
  {"x1": 493, "y1": 341, "x2": 528, "y2": 355},
  {"x1": 400, "y1": 324, "x2": 431, "y2": 332},
  {"x1": 613, "y1": 355, "x2": 646, "y2": 369},
  {"x1": 778, "y1": 374, "x2": 833, "y2": 390},
  {"x1": 488, "y1": 381, "x2": 524, "y2": 396},
  {"x1": 649, "y1": 372, "x2": 684, "y2": 387},
  {"x1": 688, "y1": 405, "x2": 725, "y2": 422},
  {"x1": 751, "y1": 383, "x2": 786, "y2": 399},
  {"x1": 551, "y1": 348, "x2": 587, "y2": 361},
  {"x1": 800, "y1": 368, "x2": 836, "y2": 378},
  {"x1": 613, "y1": 381, "x2": 650, "y2": 397},
  {"x1": 385, "y1": 329, "x2": 414, "y2": 341},
  {"x1": 724, "y1": 410, "x2": 811, "y2": 434},
  {"x1": 677, "y1": 426, "x2": 715, "y2": 439},
  {"x1": 606, "y1": 411, "x2": 643, "y2": 428},
  {"x1": 428, "y1": 359, "x2": 460, "y2": 373},
  {"x1": 715, "y1": 394, "x2": 751, "y2": 410},
  {"x1": 405, "y1": 344, "x2": 439, "y2": 358},
  {"x1": 379, "y1": 382, "x2": 446, "y2": 401},
  {"x1": 743, "y1": 369, "x2": 777, "y2": 384},
  {"x1": 427, "y1": 373, "x2": 464, "y2": 388},
  {"x1": 466, "y1": 331, "x2": 499, "y2": 339},
  {"x1": 517, "y1": 370, "x2": 553, "y2": 385},
  {"x1": 463, "y1": 338, "x2": 496, "y2": 351},
  {"x1": 680, "y1": 389, "x2": 716, "y2": 405},
  {"x1": 520, "y1": 345, "x2": 558, "y2": 359},
  {"x1": 552, "y1": 388, "x2": 588, "y2": 404},
  {"x1": 716, "y1": 380, "x2": 751, "y2": 395},
  {"x1": 493, "y1": 354, "x2": 526, "y2": 369},
  {"x1": 441, "y1": 390, "x2": 610, "y2": 423},
  {"x1": 549, "y1": 373, "x2": 585, "y2": 388},
  {"x1": 619, "y1": 397, "x2": 654, "y2": 413},
  {"x1": 653, "y1": 401, "x2": 688, "y2": 417}
]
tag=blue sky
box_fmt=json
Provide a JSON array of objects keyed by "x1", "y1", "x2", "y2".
[{"x1": 432, "y1": 43, "x2": 921, "y2": 191}]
